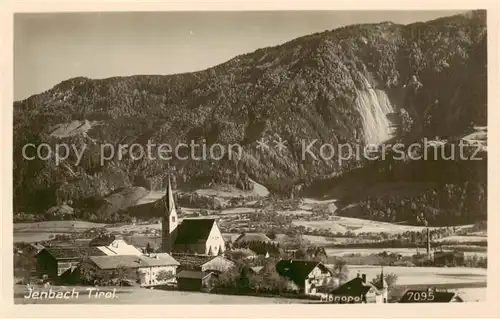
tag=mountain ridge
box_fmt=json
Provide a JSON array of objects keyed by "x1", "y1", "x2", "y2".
[{"x1": 13, "y1": 10, "x2": 487, "y2": 225}]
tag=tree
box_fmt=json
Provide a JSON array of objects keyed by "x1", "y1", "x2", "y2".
[
  {"x1": 113, "y1": 265, "x2": 128, "y2": 286},
  {"x1": 266, "y1": 230, "x2": 277, "y2": 240},
  {"x1": 145, "y1": 242, "x2": 154, "y2": 254},
  {"x1": 332, "y1": 258, "x2": 349, "y2": 283},
  {"x1": 156, "y1": 269, "x2": 174, "y2": 282},
  {"x1": 370, "y1": 272, "x2": 398, "y2": 297}
]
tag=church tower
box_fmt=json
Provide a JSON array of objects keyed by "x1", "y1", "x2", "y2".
[{"x1": 162, "y1": 174, "x2": 178, "y2": 253}]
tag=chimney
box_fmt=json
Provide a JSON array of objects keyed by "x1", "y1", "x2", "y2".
[{"x1": 361, "y1": 274, "x2": 366, "y2": 283}]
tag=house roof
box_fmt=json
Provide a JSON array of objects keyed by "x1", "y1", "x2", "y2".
[
  {"x1": 96, "y1": 239, "x2": 143, "y2": 256},
  {"x1": 89, "y1": 235, "x2": 116, "y2": 247},
  {"x1": 89, "y1": 253, "x2": 180, "y2": 270},
  {"x1": 174, "y1": 219, "x2": 216, "y2": 245},
  {"x1": 30, "y1": 243, "x2": 45, "y2": 250},
  {"x1": 171, "y1": 253, "x2": 215, "y2": 268},
  {"x1": 140, "y1": 253, "x2": 180, "y2": 266},
  {"x1": 176, "y1": 270, "x2": 213, "y2": 280},
  {"x1": 43, "y1": 246, "x2": 107, "y2": 260},
  {"x1": 276, "y1": 259, "x2": 330, "y2": 285},
  {"x1": 89, "y1": 255, "x2": 144, "y2": 270},
  {"x1": 234, "y1": 233, "x2": 271, "y2": 244},
  {"x1": 331, "y1": 277, "x2": 374, "y2": 296}
]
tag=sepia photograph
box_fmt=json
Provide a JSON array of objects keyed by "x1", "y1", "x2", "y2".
[{"x1": 9, "y1": 7, "x2": 491, "y2": 310}]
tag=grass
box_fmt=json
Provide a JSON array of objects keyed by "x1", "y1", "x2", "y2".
[
  {"x1": 13, "y1": 221, "x2": 108, "y2": 243},
  {"x1": 14, "y1": 220, "x2": 107, "y2": 232},
  {"x1": 14, "y1": 285, "x2": 309, "y2": 304}
]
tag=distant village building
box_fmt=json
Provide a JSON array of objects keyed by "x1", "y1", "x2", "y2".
[
  {"x1": 162, "y1": 175, "x2": 225, "y2": 256},
  {"x1": 14, "y1": 242, "x2": 45, "y2": 255},
  {"x1": 36, "y1": 246, "x2": 106, "y2": 280},
  {"x1": 234, "y1": 233, "x2": 272, "y2": 244},
  {"x1": 275, "y1": 259, "x2": 334, "y2": 296},
  {"x1": 226, "y1": 248, "x2": 258, "y2": 260}
]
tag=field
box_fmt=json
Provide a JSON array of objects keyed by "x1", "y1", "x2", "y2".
[
  {"x1": 14, "y1": 285, "x2": 310, "y2": 304},
  {"x1": 14, "y1": 221, "x2": 107, "y2": 243},
  {"x1": 325, "y1": 247, "x2": 487, "y2": 258},
  {"x1": 293, "y1": 216, "x2": 476, "y2": 235}
]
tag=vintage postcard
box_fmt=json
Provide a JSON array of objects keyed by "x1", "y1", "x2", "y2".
[{"x1": 2, "y1": 0, "x2": 499, "y2": 318}]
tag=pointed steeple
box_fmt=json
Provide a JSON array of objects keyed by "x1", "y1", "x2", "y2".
[
  {"x1": 165, "y1": 172, "x2": 176, "y2": 215},
  {"x1": 379, "y1": 266, "x2": 388, "y2": 289},
  {"x1": 162, "y1": 165, "x2": 178, "y2": 253}
]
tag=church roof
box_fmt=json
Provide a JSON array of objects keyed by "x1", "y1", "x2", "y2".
[{"x1": 174, "y1": 219, "x2": 216, "y2": 245}]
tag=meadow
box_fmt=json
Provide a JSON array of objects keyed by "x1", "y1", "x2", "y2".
[{"x1": 14, "y1": 285, "x2": 310, "y2": 304}]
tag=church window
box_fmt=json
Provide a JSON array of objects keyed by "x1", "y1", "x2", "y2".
[{"x1": 172, "y1": 216, "x2": 176, "y2": 222}]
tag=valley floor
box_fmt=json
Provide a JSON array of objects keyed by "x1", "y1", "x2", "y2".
[
  {"x1": 14, "y1": 285, "x2": 311, "y2": 305},
  {"x1": 14, "y1": 265, "x2": 487, "y2": 304}
]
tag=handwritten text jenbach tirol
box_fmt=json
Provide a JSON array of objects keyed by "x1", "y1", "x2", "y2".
[{"x1": 24, "y1": 288, "x2": 117, "y2": 300}]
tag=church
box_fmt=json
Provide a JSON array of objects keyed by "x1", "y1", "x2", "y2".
[{"x1": 162, "y1": 175, "x2": 225, "y2": 256}]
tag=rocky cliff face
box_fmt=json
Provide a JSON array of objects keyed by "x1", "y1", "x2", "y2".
[{"x1": 13, "y1": 11, "x2": 487, "y2": 223}]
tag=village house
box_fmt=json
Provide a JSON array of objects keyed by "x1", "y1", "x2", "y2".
[
  {"x1": 275, "y1": 259, "x2": 335, "y2": 295},
  {"x1": 171, "y1": 251, "x2": 235, "y2": 292},
  {"x1": 161, "y1": 175, "x2": 225, "y2": 256},
  {"x1": 84, "y1": 253, "x2": 180, "y2": 287},
  {"x1": 329, "y1": 272, "x2": 388, "y2": 303},
  {"x1": 172, "y1": 253, "x2": 235, "y2": 274},
  {"x1": 89, "y1": 234, "x2": 143, "y2": 256},
  {"x1": 36, "y1": 246, "x2": 106, "y2": 280},
  {"x1": 175, "y1": 270, "x2": 217, "y2": 292},
  {"x1": 14, "y1": 242, "x2": 45, "y2": 255}
]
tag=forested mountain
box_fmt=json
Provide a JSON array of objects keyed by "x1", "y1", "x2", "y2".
[{"x1": 13, "y1": 11, "x2": 487, "y2": 225}]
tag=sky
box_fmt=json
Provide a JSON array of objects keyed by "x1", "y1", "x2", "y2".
[{"x1": 14, "y1": 11, "x2": 465, "y2": 101}]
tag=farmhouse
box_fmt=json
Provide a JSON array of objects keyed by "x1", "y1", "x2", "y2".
[
  {"x1": 161, "y1": 175, "x2": 225, "y2": 256},
  {"x1": 275, "y1": 259, "x2": 334, "y2": 295},
  {"x1": 329, "y1": 272, "x2": 388, "y2": 303},
  {"x1": 172, "y1": 253, "x2": 235, "y2": 274},
  {"x1": 176, "y1": 270, "x2": 217, "y2": 292},
  {"x1": 85, "y1": 253, "x2": 180, "y2": 286},
  {"x1": 36, "y1": 246, "x2": 106, "y2": 280}
]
